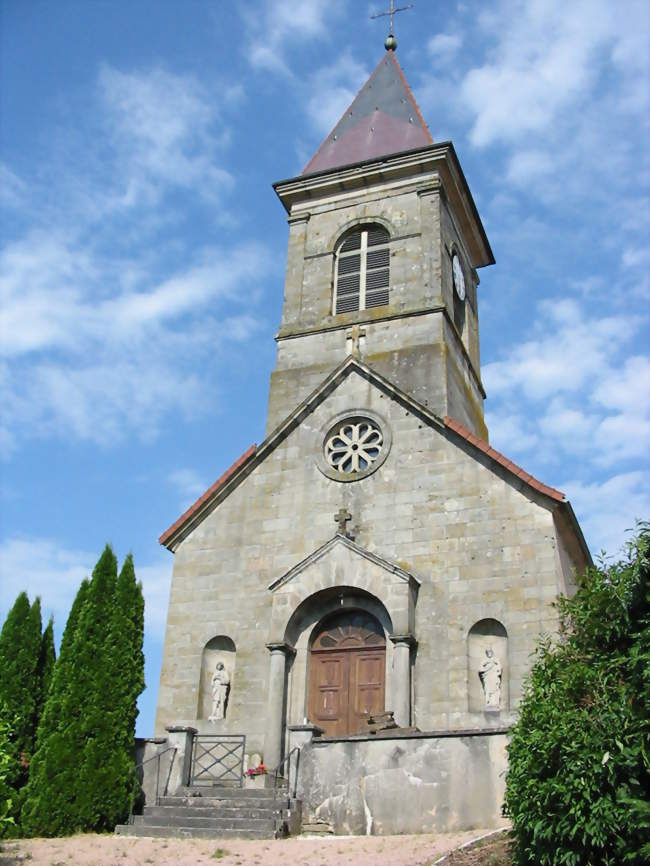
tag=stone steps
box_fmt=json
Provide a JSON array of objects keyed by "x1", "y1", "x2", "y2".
[
  {"x1": 115, "y1": 785, "x2": 300, "y2": 840},
  {"x1": 132, "y1": 813, "x2": 276, "y2": 832},
  {"x1": 116, "y1": 824, "x2": 272, "y2": 840},
  {"x1": 144, "y1": 805, "x2": 279, "y2": 820}
]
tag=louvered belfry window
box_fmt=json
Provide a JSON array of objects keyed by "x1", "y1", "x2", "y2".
[{"x1": 334, "y1": 224, "x2": 390, "y2": 314}]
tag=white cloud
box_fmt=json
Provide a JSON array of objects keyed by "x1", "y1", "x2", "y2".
[
  {"x1": 0, "y1": 230, "x2": 269, "y2": 449},
  {"x1": 483, "y1": 410, "x2": 540, "y2": 456},
  {"x1": 506, "y1": 149, "x2": 554, "y2": 185},
  {"x1": 483, "y1": 297, "x2": 650, "y2": 471},
  {"x1": 0, "y1": 64, "x2": 273, "y2": 453},
  {"x1": 427, "y1": 33, "x2": 463, "y2": 66},
  {"x1": 168, "y1": 468, "x2": 209, "y2": 510},
  {"x1": 98, "y1": 65, "x2": 237, "y2": 207},
  {"x1": 563, "y1": 472, "x2": 650, "y2": 558},
  {"x1": 304, "y1": 52, "x2": 370, "y2": 136},
  {"x1": 484, "y1": 299, "x2": 642, "y2": 402},
  {"x1": 0, "y1": 163, "x2": 28, "y2": 210},
  {"x1": 243, "y1": 0, "x2": 344, "y2": 75},
  {"x1": 460, "y1": 0, "x2": 648, "y2": 148},
  {"x1": 0, "y1": 537, "x2": 171, "y2": 643}
]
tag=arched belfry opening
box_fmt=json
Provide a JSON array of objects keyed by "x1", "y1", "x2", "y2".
[{"x1": 308, "y1": 609, "x2": 386, "y2": 737}]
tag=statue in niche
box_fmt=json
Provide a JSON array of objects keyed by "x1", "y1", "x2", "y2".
[
  {"x1": 478, "y1": 648, "x2": 502, "y2": 709},
  {"x1": 209, "y1": 661, "x2": 230, "y2": 722}
]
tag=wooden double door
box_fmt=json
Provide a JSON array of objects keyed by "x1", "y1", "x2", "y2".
[{"x1": 308, "y1": 611, "x2": 386, "y2": 737}]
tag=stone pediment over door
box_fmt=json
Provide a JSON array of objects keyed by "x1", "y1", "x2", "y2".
[{"x1": 267, "y1": 534, "x2": 420, "y2": 646}]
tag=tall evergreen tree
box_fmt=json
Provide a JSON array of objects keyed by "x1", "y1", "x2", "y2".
[
  {"x1": 35, "y1": 617, "x2": 55, "y2": 728},
  {"x1": 0, "y1": 593, "x2": 45, "y2": 835},
  {"x1": 77, "y1": 553, "x2": 145, "y2": 829},
  {"x1": 22, "y1": 546, "x2": 145, "y2": 836},
  {"x1": 22, "y1": 548, "x2": 118, "y2": 836},
  {"x1": 0, "y1": 594, "x2": 43, "y2": 791}
]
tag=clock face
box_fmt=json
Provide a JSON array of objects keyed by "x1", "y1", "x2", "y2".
[{"x1": 452, "y1": 254, "x2": 466, "y2": 301}]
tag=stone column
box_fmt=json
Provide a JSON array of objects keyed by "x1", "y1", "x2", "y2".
[
  {"x1": 263, "y1": 642, "x2": 295, "y2": 771},
  {"x1": 164, "y1": 725, "x2": 197, "y2": 792},
  {"x1": 417, "y1": 181, "x2": 443, "y2": 306},
  {"x1": 390, "y1": 634, "x2": 416, "y2": 728}
]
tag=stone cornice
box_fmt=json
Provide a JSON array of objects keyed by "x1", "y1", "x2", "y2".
[
  {"x1": 273, "y1": 142, "x2": 494, "y2": 269},
  {"x1": 267, "y1": 533, "x2": 421, "y2": 593},
  {"x1": 275, "y1": 305, "x2": 487, "y2": 400}
]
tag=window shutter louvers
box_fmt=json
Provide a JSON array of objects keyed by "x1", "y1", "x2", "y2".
[{"x1": 334, "y1": 224, "x2": 390, "y2": 315}]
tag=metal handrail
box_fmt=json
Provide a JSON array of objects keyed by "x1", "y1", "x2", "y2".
[
  {"x1": 271, "y1": 746, "x2": 301, "y2": 801},
  {"x1": 127, "y1": 745, "x2": 178, "y2": 824}
]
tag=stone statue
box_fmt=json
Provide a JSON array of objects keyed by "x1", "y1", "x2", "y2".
[
  {"x1": 209, "y1": 661, "x2": 230, "y2": 722},
  {"x1": 478, "y1": 648, "x2": 502, "y2": 709}
]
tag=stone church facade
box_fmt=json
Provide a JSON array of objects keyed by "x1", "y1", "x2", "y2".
[{"x1": 153, "y1": 50, "x2": 590, "y2": 834}]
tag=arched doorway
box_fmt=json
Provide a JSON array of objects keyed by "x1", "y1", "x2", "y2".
[{"x1": 308, "y1": 610, "x2": 386, "y2": 737}]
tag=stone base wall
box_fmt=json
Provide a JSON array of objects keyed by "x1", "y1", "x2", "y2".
[
  {"x1": 133, "y1": 737, "x2": 179, "y2": 811},
  {"x1": 296, "y1": 730, "x2": 509, "y2": 835}
]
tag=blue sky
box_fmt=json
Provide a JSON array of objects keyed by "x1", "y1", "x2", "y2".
[{"x1": 1, "y1": 0, "x2": 648, "y2": 737}]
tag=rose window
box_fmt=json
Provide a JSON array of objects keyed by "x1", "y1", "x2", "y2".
[{"x1": 325, "y1": 419, "x2": 383, "y2": 474}]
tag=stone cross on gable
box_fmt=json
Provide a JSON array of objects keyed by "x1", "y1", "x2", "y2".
[
  {"x1": 345, "y1": 325, "x2": 366, "y2": 359},
  {"x1": 334, "y1": 507, "x2": 352, "y2": 536}
]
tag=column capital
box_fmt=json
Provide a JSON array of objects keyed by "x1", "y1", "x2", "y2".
[
  {"x1": 287, "y1": 212, "x2": 311, "y2": 226},
  {"x1": 265, "y1": 641, "x2": 296, "y2": 657},
  {"x1": 416, "y1": 179, "x2": 442, "y2": 199},
  {"x1": 389, "y1": 633, "x2": 417, "y2": 647}
]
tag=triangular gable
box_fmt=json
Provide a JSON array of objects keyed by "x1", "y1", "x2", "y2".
[
  {"x1": 302, "y1": 52, "x2": 432, "y2": 176},
  {"x1": 159, "y1": 355, "x2": 583, "y2": 552},
  {"x1": 268, "y1": 533, "x2": 420, "y2": 592}
]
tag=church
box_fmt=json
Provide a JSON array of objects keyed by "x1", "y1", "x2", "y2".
[{"x1": 149, "y1": 40, "x2": 591, "y2": 836}]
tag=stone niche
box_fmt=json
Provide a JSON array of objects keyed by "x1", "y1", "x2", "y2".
[
  {"x1": 467, "y1": 619, "x2": 508, "y2": 713},
  {"x1": 197, "y1": 635, "x2": 236, "y2": 721}
]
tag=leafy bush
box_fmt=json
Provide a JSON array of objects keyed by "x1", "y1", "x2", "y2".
[{"x1": 504, "y1": 523, "x2": 650, "y2": 866}]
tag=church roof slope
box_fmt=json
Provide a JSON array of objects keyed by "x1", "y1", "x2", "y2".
[
  {"x1": 159, "y1": 357, "x2": 587, "y2": 556},
  {"x1": 302, "y1": 51, "x2": 432, "y2": 176},
  {"x1": 158, "y1": 443, "x2": 256, "y2": 546},
  {"x1": 442, "y1": 416, "x2": 564, "y2": 501}
]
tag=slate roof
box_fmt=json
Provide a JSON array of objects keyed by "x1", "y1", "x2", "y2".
[
  {"x1": 302, "y1": 51, "x2": 433, "y2": 176},
  {"x1": 159, "y1": 358, "x2": 576, "y2": 551}
]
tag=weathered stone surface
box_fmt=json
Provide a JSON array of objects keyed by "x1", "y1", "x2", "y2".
[
  {"x1": 154, "y1": 94, "x2": 589, "y2": 836},
  {"x1": 297, "y1": 732, "x2": 508, "y2": 834},
  {"x1": 156, "y1": 369, "x2": 583, "y2": 750}
]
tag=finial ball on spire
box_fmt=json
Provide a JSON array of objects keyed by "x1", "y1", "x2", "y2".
[{"x1": 385, "y1": 34, "x2": 398, "y2": 51}]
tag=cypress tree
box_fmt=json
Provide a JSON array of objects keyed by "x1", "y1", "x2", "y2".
[
  {"x1": 76, "y1": 553, "x2": 145, "y2": 828},
  {"x1": 0, "y1": 592, "x2": 43, "y2": 817},
  {"x1": 35, "y1": 617, "x2": 55, "y2": 728},
  {"x1": 22, "y1": 548, "x2": 118, "y2": 836},
  {"x1": 0, "y1": 594, "x2": 42, "y2": 759},
  {"x1": 22, "y1": 547, "x2": 146, "y2": 836}
]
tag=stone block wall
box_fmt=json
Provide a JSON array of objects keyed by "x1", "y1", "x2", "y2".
[
  {"x1": 156, "y1": 369, "x2": 579, "y2": 752},
  {"x1": 295, "y1": 730, "x2": 510, "y2": 834}
]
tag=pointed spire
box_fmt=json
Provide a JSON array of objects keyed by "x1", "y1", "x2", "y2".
[{"x1": 303, "y1": 52, "x2": 432, "y2": 176}]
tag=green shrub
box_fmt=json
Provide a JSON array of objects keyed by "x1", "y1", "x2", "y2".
[{"x1": 504, "y1": 523, "x2": 650, "y2": 866}]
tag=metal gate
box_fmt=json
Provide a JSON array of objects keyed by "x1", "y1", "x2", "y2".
[{"x1": 190, "y1": 734, "x2": 246, "y2": 787}]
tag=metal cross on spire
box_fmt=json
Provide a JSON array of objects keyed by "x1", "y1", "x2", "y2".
[{"x1": 370, "y1": 0, "x2": 414, "y2": 51}]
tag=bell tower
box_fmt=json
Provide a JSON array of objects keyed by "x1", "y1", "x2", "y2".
[{"x1": 267, "y1": 49, "x2": 494, "y2": 439}]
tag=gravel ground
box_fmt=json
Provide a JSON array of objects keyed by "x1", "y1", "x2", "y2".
[{"x1": 0, "y1": 828, "x2": 502, "y2": 866}]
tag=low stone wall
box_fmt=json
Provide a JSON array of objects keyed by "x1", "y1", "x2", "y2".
[
  {"x1": 134, "y1": 737, "x2": 179, "y2": 810},
  {"x1": 296, "y1": 729, "x2": 509, "y2": 835}
]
